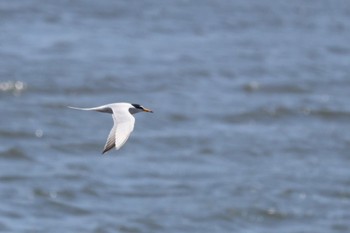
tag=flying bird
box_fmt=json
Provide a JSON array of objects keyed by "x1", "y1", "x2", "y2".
[{"x1": 68, "y1": 103, "x2": 153, "y2": 154}]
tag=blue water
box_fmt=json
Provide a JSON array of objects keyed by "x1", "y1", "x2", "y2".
[{"x1": 1, "y1": 0, "x2": 350, "y2": 232}]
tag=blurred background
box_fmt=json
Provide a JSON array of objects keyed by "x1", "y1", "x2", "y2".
[{"x1": 1, "y1": 0, "x2": 350, "y2": 232}]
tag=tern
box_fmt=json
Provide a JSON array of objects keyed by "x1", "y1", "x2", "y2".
[{"x1": 68, "y1": 103, "x2": 153, "y2": 154}]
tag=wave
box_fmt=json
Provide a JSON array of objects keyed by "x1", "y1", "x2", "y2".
[{"x1": 0, "y1": 147, "x2": 32, "y2": 161}]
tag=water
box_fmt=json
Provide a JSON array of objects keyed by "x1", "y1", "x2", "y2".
[{"x1": 1, "y1": 0, "x2": 350, "y2": 232}]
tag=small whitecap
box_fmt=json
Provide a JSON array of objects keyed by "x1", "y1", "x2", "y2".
[
  {"x1": 0, "y1": 81, "x2": 13, "y2": 91},
  {"x1": 0, "y1": 81, "x2": 27, "y2": 94},
  {"x1": 35, "y1": 129, "x2": 44, "y2": 138},
  {"x1": 244, "y1": 81, "x2": 260, "y2": 92},
  {"x1": 15, "y1": 81, "x2": 25, "y2": 91},
  {"x1": 267, "y1": 208, "x2": 276, "y2": 215}
]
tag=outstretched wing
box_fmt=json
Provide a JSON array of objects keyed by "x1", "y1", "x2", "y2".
[
  {"x1": 102, "y1": 116, "x2": 117, "y2": 154},
  {"x1": 102, "y1": 109, "x2": 135, "y2": 153},
  {"x1": 68, "y1": 105, "x2": 113, "y2": 114},
  {"x1": 113, "y1": 108, "x2": 135, "y2": 150}
]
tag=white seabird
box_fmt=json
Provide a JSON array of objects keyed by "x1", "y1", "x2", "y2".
[{"x1": 68, "y1": 103, "x2": 153, "y2": 154}]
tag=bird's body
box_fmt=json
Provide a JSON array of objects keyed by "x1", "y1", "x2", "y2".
[{"x1": 68, "y1": 102, "x2": 153, "y2": 154}]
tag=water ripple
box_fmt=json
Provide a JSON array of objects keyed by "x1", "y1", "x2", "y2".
[
  {"x1": 0, "y1": 147, "x2": 32, "y2": 161},
  {"x1": 44, "y1": 199, "x2": 91, "y2": 216}
]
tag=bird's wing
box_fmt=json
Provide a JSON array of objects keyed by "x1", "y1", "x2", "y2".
[
  {"x1": 69, "y1": 103, "x2": 135, "y2": 153},
  {"x1": 68, "y1": 105, "x2": 113, "y2": 114},
  {"x1": 112, "y1": 108, "x2": 135, "y2": 151},
  {"x1": 102, "y1": 115, "x2": 117, "y2": 154}
]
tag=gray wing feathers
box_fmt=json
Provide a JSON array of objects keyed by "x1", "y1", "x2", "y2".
[
  {"x1": 102, "y1": 123, "x2": 116, "y2": 154},
  {"x1": 68, "y1": 105, "x2": 113, "y2": 114}
]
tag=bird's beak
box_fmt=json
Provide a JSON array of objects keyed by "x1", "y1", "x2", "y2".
[{"x1": 143, "y1": 107, "x2": 153, "y2": 113}]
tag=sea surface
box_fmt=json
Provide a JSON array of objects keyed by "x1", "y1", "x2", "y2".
[{"x1": 1, "y1": 0, "x2": 350, "y2": 232}]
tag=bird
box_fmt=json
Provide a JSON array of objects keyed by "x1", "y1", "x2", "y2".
[{"x1": 68, "y1": 102, "x2": 153, "y2": 154}]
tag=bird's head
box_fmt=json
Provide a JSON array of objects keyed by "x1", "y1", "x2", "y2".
[{"x1": 130, "y1": 103, "x2": 153, "y2": 114}]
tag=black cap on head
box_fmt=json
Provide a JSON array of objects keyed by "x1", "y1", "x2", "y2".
[
  {"x1": 131, "y1": 103, "x2": 153, "y2": 113},
  {"x1": 131, "y1": 104, "x2": 143, "y2": 109}
]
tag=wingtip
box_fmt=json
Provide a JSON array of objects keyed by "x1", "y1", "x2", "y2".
[
  {"x1": 102, "y1": 147, "x2": 121, "y2": 154},
  {"x1": 102, "y1": 149, "x2": 108, "y2": 155}
]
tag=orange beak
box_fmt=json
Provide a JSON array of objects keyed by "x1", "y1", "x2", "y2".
[{"x1": 143, "y1": 108, "x2": 153, "y2": 113}]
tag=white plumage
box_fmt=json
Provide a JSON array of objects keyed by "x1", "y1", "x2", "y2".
[{"x1": 68, "y1": 102, "x2": 153, "y2": 154}]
